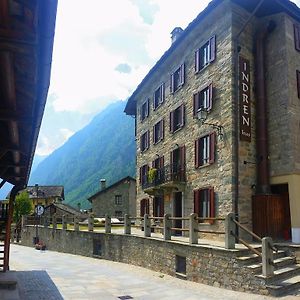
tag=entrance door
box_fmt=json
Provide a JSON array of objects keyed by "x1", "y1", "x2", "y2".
[
  {"x1": 174, "y1": 192, "x2": 182, "y2": 236},
  {"x1": 252, "y1": 184, "x2": 291, "y2": 240}
]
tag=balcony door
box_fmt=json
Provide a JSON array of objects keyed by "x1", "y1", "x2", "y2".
[
  {"x1": 173, "y1": 192, "x2": 183, "y2": 236},
  {"x1": 170, "y1": 145, "x2": 185, "y2": 181}
]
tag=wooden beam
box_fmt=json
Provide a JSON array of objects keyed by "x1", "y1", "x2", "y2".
[
  {"x1": 14, "y1": 0, "x2": 37, "y2": 11},
  {"x1": 0, "y1": 164, "x2": 26, "y2": 168},
  {"x1": 0, "y1": 143, "x2": 27, "y2": 155},
  {"x1": 0, "y1": 0, "x2": 10, "y2": 28},
  {"x1": 0, "y1": 150, "x2": 8, "y2": 160},
  {"x1": 0, "y1": 109, "x2": 32, "y2": 123},
  {"x1": 0, "y1": 28, "x2": 35, "y2": 42},
  {"x1": 0, "y1": 41, "x2": 35, "y2": 55}
]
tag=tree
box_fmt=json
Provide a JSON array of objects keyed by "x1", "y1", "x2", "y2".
[{"x1": 13, "y1": 191, "x2": 33, "y2": 223}]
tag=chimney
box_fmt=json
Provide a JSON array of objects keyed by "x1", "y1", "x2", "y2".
[
  {"x1": 171, "y1": 27, "x2": 183, "y2": 44},
  {"x1": 100, "y1": 179, "x2": 106, "y2": 191}
]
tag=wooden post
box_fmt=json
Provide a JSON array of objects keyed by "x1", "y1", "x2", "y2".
[
  {"x1": 74, "y1": 217, "x2": 79, "y2": 231},
  {"x1": 52, "y1": 214, "x2": 57, "y2": 230},
  {"x1": 88, "y1": 214, "x2": 94, "y2": 232},
  {"x1": 262, "y1": 237, "x2": 274, "y2": 277},
  {"x1": 144, "y1": 214, "x2": 151, "y2": 237},
  {"x1": 225, "y1": 212, "x2": 236, "y2": 249},
  {"x1": 105, "y1": 214, "x2": 111, "y2": 233},
  {"x1": 124, "y1": 214, "x2": 131, "y2": 234},
  {"x1": 189, "y1": 213, "x2": 198, "y2": 244},
  {"x1": 62, "y1": 215, "x2": 67, "y2": 230},
  {"x1": 164, "y1": 214, "x2": 171, "y2": 240}
]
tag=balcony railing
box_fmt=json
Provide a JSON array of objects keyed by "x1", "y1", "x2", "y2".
[
  {"x1": 142, "y1": 163, "x2": 186, "y2": 189},
  {"x1": 0, "y1": 203, "x2": 8, "y2": 221}
]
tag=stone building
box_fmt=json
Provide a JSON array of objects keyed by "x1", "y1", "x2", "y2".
[
  {"x1": 125, "y1": 0, "x2": 300, "y2": 243},
  {"x1": 88, "y1": 177, "x2": 136, "y2": 218}
]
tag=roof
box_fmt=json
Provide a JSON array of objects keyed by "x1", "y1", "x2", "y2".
[
  {"x1": 88, "y1": 176, "x2": 136, "y2": 202},
  {"x1": 45, "y1": 202, "x2": 84, "y2": 217},
  {"x1": 25, "y1": 185, "x2": 64, "y2": 199},
  {"x1": 124, "y1": 0, "x2": 300, "y2": 116},
  {"x1": 0, "y1": 0, "x2": 58, "y2": 187}
]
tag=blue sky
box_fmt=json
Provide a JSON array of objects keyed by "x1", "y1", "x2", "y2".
[{"x1": 36, "y1": 0, "x2": 213, "y2": 156}]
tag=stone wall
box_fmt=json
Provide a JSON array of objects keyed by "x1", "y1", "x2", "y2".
[{"x1": 21, "y1": 226, "x2": 269, "y2": 295}]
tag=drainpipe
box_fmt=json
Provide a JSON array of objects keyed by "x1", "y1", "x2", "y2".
[{"x1": 255, "y1": 21, "x2": 276, "y2": 194}]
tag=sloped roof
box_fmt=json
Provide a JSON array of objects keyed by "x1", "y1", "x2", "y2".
[
  {"x1": 124, "y1": 0, "x2": 300, "y2": 116},
  {"x1": 45, "y1": 202, "x2": 84, "y2": 217},
  {"x1": 26, "y1": 185, "x2": 64, "y2": 199},
  {"x1": 88, "y1": 176, "x2": 136, "y2": 202}
]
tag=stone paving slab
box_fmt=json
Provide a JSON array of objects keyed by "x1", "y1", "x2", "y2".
[{"x1": 7, "y1": 244, "x2": 300, "y2": 299}]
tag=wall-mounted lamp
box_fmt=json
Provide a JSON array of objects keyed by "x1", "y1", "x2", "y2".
[
  {"x1": 155, "y1": 154, "x2": 160, "y2": 158},
  {"x1": 197, "y1": 108, "x2": 224, "y2": 137},
  {"x1": 175, "y1": 143, "x2": 180, "y2": 149}
]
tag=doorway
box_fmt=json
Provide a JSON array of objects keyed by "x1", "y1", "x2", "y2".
[{"x1": 173, "y1": 192, "x2": 182, "y2": 236}]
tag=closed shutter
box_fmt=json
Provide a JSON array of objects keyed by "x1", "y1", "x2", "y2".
[
  {"x1": 159, "y1": 197, "x2": 164, "y2": 217},
  {"x1": 146, "y1": 198, "x2": 150, "y2": 214},
  {"x1": 209, "y1": 132, "x2": 216, "y2": 164},
  {"x1": 170, "y1": 73, "x2": 174, "y2": 93},
  {"x1": 193, "y1": 93, "x2": 199, "y2": 116},
  {"x1": 180, "y1": 63, "x2": 185, "y2": 85},
  {"x1": 195, "y1": 50, "x2": 200, "y2": 73},
  {"x1": 140, "y1": 199, "x2": 145, "y2": 216},
  {"x1": 294, "y1": 24, "x2": 300, "y2": 51},
  {"x1": 194, "y1": 190, "x2": 200, "y2": 215},
  {"x1": 195, "y1": 139, "x2": 199, "y2": 168},
  {"x1": 208, "y1": 83, "x2": 213, "y2": 111},
  {"x1": 209, "y1": 35, "x2": 216, "y2": 62},
  {"x1": 297, "y1": 70, "x2": 300, "y2": 99},
  {"x1": 209, "y1": 187, "x2": 215, "y2": 224},
  {"x1": 170, "y1": 111, "x2": 174, "y2": 132}
]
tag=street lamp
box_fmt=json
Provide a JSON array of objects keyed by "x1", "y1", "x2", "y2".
[{"x1": 197, "y1": 108, "x2": 224, "y2": 137}]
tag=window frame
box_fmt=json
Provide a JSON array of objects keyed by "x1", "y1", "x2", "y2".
[
  {"x1": 139, "y1": 164, "x2": 149, "y2": 186},
  {"x1": 193, "y1": 83, "x2": 213, "y2": 116},
  {"x1": 195, "y1": 35, "x2": 216, "y2": 73},
  {"x1": 140, "y1": 99, "x2": 150, "y2": 121},
  {"x1": 140, "y1": 198, "x2": 150, "y2": 216},
  {"x1": 170, "y1": 63, "x2": 185, "y2": 94},
  {"x1": 294, "y1": 24, "x2": 300, "y2": 52},
  {"x1": 195, "y1": 132, "x2": 216, "y2": 168},
  {"x1": 140, "y1": 130, "x2": 150, "y2": 152},
  {"x1": 153, "y1": 119, "x2": 164, "y2": 144},
  {"x1": 194, "y1": 187, "x2": 215, "y2": 224},
  {"x1": 170, "y1": 104, "x2": 185, "y2": 133},
  {"x1": 115, "y1": 195, "x2": 123, "y2": 206},
  {"x1": 297, "y1": 70, "x2": 300, "y2": 99},
  {"x1": 153, "y1": 83, "x2": 165, "y2": 110}
]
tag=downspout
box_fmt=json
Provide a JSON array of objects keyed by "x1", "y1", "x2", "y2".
[
  {"x1": 4, "y1": 184, "x2": 23, "y2": 271},
  {"x1": 255, "y1": 21, "x2": 276, "y2": 194}
]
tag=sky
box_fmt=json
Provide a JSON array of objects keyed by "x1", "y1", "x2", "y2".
[{"x1": 36, "y1": 0, "x2": 214, "y2": 157}]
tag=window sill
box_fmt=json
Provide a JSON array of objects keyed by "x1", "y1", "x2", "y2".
[
  {"x1": 195, "y1": 61, "x2": 214, "y2": 74},
  {"x1": 175, "y1": 272, "x2": 187, "y2": 280},
  {"x1": 171, "y1": 126, "x2": 184, "y2": 134},
  {"x1": 195, "y1": 162, "x2": 213, "y2": 169},
  {"x1": 171, "y1": 84, "x2": 184, "y2": 94},
  {"x1": 153, "y1": 139, "x2": 163, "y2": 146},
  {"x1": 153, "y1": 102, "x2": 164, "y2": 111}
]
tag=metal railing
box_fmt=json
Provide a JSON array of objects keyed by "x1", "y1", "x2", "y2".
[{"x1": 0, "y1": 203, "x2": 8, "y2": 220}]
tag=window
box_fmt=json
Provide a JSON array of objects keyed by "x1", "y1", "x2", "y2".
[
  {"x1": 193, "y1": 84, "x2": 213, "y2": 116},
  {"x1": 114, "y1": 211, "x2": 123, "y2": 217},
  {"x1": 170, "y1": 63, "x2": 185, "y2": 93},
  {"x1": 140, "y1": 130, "x2": 150, "y2": 152},
  {"x1": 170, "y1": 146, "x2": 185, "y2": 182},
  {"x1": 154, "y1": 83, "x2": 165, "y2": 110},
  {"x1": 297, "y1": 70, "x2": 300, "y2": 99},
  {"x1": 140, "y1": 198, "x2": 150, "y2": 216},
  {"x1": 115, "y1": 195, "x2": 123, "y2": 205},
  {"x1": 194, "y1": 187, "x2": 215, "y2": 224},
  {"x1": 195, "y1": 132, "x2": 216, "y2": 168},
  {"x1": 139, "y1": 164, "x2": 149, "y2": 186},
  {"x1": 170, "y1": 105, "x2": 185, "y2": 133},
  {"x1": 195, "y1": 36, "x2": 216, "y2": 72},
  {"x1": 153, "y1": 196, "x2": 164, "y2": 217},
  {"x1": 152, "y1": 156, "x2": 164, "y2": 183},
  {"x1": 153, "y1": 119, "x2": 164, "y2": 144},
  {"x1": 140, "y1": 99, "x2": 150, "y2": 121},
  {"x1": 294, "y1": 24, "x2": 300, "y2": 51}
]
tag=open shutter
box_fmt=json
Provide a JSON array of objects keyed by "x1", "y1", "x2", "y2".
[
  {"x1": 181, "y1": 105, "x2": 185, "y2": 127},
  {"x1": 140, "y1": 199, "x2": 144, "y2": 216},
  {"x1": 195, "y1": 139, "x2": 199, "y2": 168},
  {"x1": 139, "y1": 167, "x2": 142, "y2": 184},
  {"x1": 208, "y1": 83, "x2": 213, "y2": 111},
  {"x1": 159, "y1": 197, "x2": 164, "y2": 217},
  {"x1": 170, "y1": 150, "x2": 174, "y2": 178},
  {"x1": 170, "y1": 111, "x2": 174, "y2": 132},
  {"x1": 193, "y1": 93, "x2": 199, "y2": 117},
  {"x1": 180, "y1": 63, "x2": 185, "y2": 85},
  {"x1": 140, "y1": 135, "x2": 143, "y2": 152},
  {"x1": 170, "y1": 73, "x2": 174, "y2": 93},
  {"x1": 180, "y1": 145, "x2": 186, "y2": 180},
  {"x1": 161, "y1": 119, "x2": 165, "y2": 140},
  {"x1": 146, "y1": 198, "x2": 150, "y2": 214},
  {"x1": 297, "y1": 70, "x2": 300, "y2": 99},
  {"x1": 209, "y1": 35, "x2": 216, "y2": 62},
  {"x1": 294, "y1": 24, "x2": 300, "y2": 51},
  {"x1": 146, "y1": 99, "x2": 150, "y2": 117},
  {"x1": 194, "y1": 190, "x2": 200, "y2": 215},
  {"x1": 195, "y1": 50, "x2": 200, "y2": 73},
  {"x1": 209, "y1": 187, "x2": 215, "y2": 224},
  {"x1": 161, "y1": 83, "x2": 165, "y2": 104},
  {"x1": 153, "y1": 91, "x2": 156, "y2": 110},
  {"x1": 160, "y1": 156, "x2": 164, "y2": 169},
  {"x1": 147, "y1": 130, "x2": 150, "y2": 149},
  {"x1": 153, "y1": 125, "x2": 156, "y2": 144},
  {"x1": 209, "y1": 132, "x2": 216, "y2": 164}
]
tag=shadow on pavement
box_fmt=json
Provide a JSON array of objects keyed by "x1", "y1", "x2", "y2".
[{"x1": 16, "y1": 270, "x2": 63, "y2": 300}]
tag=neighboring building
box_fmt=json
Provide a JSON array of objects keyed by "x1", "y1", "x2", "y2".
[
  {"x1": 125, "y1": 0, "x2": 300, "y2": 243},
  {"x1": 44, "y1": 202, "x2": 86, "y2": 220},
  {"x1": 88, "y1": 177, "x2": 136, "y2": 218},
  {"x1": 21, "y1": 185, "x2": 64, "y2": 209}
]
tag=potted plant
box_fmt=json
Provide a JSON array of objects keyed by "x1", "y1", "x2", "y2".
[{"x1": 148, "y1": 168, "x2": 157, "y2": 183}]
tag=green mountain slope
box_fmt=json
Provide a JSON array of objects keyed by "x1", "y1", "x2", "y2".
[{"x1": 29, "y1": 101, "x2": 136, "y2": 209}]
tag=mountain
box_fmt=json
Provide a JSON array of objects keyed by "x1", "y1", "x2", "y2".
[
  {"x1": 29, "y1": 101, "x2": 136, "y2": 209},
  {"x1": 31, "y1": 154, "x2": 47, "y2": 174}
]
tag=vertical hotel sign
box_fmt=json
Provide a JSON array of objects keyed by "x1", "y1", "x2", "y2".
[{"x1": 239, "y1": 56, "x2": 251, "y2": 142}]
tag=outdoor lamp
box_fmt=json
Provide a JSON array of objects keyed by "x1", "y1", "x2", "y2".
[{"x1": 197, "y1": 108, "x2": 224, "y2": 137}]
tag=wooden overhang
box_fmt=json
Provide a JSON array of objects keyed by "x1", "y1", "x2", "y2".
[{"x1": 0, "y1": 0, "x2": 58, "y2": 187}]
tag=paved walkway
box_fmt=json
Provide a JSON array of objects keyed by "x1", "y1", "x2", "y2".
[{"x1": 7, "y1": 244, "x2": 299, "y2": 300}]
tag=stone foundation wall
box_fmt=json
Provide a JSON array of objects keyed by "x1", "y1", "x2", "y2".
[{"x1": 21, "y1": 226, "x2": 268, "y2": 295}]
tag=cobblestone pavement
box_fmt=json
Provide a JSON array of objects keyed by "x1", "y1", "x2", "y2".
[{"x1": 9, "y1": 244, "x2": 300, "y2": 300}]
